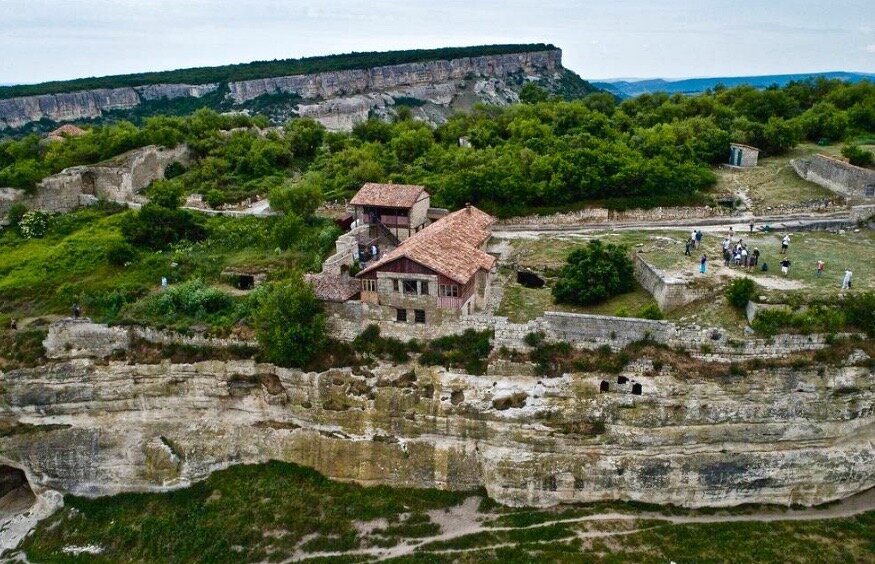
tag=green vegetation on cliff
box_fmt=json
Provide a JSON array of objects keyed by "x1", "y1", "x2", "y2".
[{"x1": 0, "y1": 44, "x2": 558, "y2": 99}]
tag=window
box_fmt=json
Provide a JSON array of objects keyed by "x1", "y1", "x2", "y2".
[
  {"x1": 403, "y1": 279, "x2": 418, "y2": 295},
  {"x1": 440, "y1": 284, "x2": 459, "y2": 297},
  {"x1": 414, "y1": 309, "x2": 426, "y2": 323},
  {"x1": 392, "y1": 279, "x2": 399, "y2": 292},
  {"x1": 362, "y1": 279, "x2": 377, "y2": 292},
  {"x1": 420, "y1": 281, "x2": 429, "y2": 295},
  {"x1": 396, "y1": 309, "x2": 407, "y2": 322}
]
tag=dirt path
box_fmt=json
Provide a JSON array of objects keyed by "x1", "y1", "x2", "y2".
[{"x1": 289, "y1": 488, "x2": 875, "y2": 562}]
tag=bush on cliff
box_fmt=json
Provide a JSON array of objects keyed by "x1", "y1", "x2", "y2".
[
  {"x1": 725, "y1": 278, "x2": 756, "y2": 309},
  {"x1": 121, "y1": 184, "x2": 206, "y2": 251},
  {"x1": 841, "y1": 144, "x2": 874, "y2": 167},
  {"x1": 253, "y1": 278, "x2": 326, "y2": 368},
  {"x1": 552, "y1": 240, "x2": 634, "y2": 306}
]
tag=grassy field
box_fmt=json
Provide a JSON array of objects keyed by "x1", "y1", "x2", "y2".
[
  {"x1": 18, "y1": 461, "x2": 875, "y2": 563},
  {"x1": 712, "y1": 142, "x2": 875, "y2": 211}
]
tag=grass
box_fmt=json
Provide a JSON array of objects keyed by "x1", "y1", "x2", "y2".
[
  {"x1": 713, "y1": 143, "x2": 844, "y2": 211},
  {"x1": 20, "y1": 461, "x2": 875, "y2": 563},
  {"x1": 22, "y1": 461, "x2": 469, "y2": 563}
]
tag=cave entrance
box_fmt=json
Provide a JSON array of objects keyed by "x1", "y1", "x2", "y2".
[
  {"x1": 0, "y1": 465, "x2": 35, "y2": 515},
  {"x1": 236, "y1": 275, "x2": 255, "y2": 290}
]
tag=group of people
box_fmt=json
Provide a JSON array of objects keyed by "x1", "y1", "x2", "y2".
[
  {"x1": 688, "y1": 227, "x2": 856, "y2": 288},
  {"x1": 721, "y1": 236, "x2": 761, "y2": 272}
]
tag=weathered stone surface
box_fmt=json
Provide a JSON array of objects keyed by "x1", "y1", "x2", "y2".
[
  {"x1": 0, "y1": 357, "x2": 871, "y2": 508},
  {"x1": 0, "y1": 144, "x2": 190, "y2": 216},
  {"x1": 0, "y1": 85, "x2": 218, "y2": 130},
  {"x1": 792, "y1": 154, "x2": 875, "y2": 203}
]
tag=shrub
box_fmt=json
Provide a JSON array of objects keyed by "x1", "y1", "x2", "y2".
[
  {"x1": 552, "y1": 240, "x2": 634, "y2": 306},
  {"x1": 726, "y1": 277, "x2": 756, "y2": 309},
  {"x1": 523, "y1": 331, "x2": 546, "y2": 348},
  {"x1": 105, "y1": 241, "x2": 137, "y2": 266},
  {"x1": 121, "y1": 204, "x2": 206, "y2": 250},
  {"x1": 163, "y1": 161, "x2": 186, "y2": 179},
  {"x1": 253, "y1": 278, "x2": 327, "y2": 368},
  {"x1": 841, "y1": 144, "x2": 874, "y2": 168},
  {"x1": 845, "y1": 292, "x2": 875, "y2": 336},
  {"x1": 5, "y1": 203, "x2": 27, "y2": 228},
  {"x1": 418, "y1": 329, "x2": 493, "y2": 375},
  {"x1": 17, "y1": 211, "x2": 50, "y2": 239},
  {"x1": 636, "y1": 302, "x2": 663, "y2": 320}
]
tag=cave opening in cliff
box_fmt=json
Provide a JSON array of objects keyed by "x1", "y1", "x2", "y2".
[{"x1": 0, "y1": 465, "x2": 35, "y2": 515}]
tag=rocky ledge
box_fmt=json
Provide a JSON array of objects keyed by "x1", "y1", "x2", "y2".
[{"x1": 0, "y1": 354, "x2": 871, "y2": 508}]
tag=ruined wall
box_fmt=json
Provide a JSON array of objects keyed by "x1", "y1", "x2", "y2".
[
  {"x1": 0, "y1": 144, "x2": 189, "y2": 216},
  {"x1": 633, "y1": 255, "x2": 712, "y2": 312},
  {"x1": 792, "y1": 154, "x2": 875, "y2": 203},
  {"x1": 326, "y1": 302, "x2": 839, "y2": 363},
  {"x1": 497, "y1": 205, "x2": 732, "y2": 228},
  {"x1": 0, "y1": 356, "x2": 871, "y2": 509}
]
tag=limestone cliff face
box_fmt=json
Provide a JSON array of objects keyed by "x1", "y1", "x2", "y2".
[
  {"x1": 0, "y1": 85, "x2": 218, "y2": 130},
  {"x1": 1, "y1": 356, "x2": 871, "y2": 508},
  {"x1": 225, "y1": 50, "x2": 561, "y2": 103},
  {"x1": 0, "y1": 50, "x2": 566, "y2": 131}
]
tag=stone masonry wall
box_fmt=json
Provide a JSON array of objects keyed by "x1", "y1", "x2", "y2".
[
  {"x1": 0, "y1": 144, "x2": 189, "y2": 217},
  {"x1": 633, "y1": 255, "x2": 712, "y2": 312},
  {"x1": 792, "y1": 153, "x2": 875, "y2": 203},
  {"x1": 497, "y1": 205, "x2": 731, "y2": 227}
]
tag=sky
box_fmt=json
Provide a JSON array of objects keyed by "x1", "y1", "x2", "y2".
[{"x1": 2, "y1": 0, "x2": 875, "y2": 85}]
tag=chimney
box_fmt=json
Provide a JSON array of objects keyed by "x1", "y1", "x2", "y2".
[{"x1": 465, "y1": 202, "x2": 471, "y2": 214}]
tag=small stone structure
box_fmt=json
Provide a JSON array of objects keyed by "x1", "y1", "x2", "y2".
[
  {"x1": 633, "y1": 255, "x2": 712, "y2": 312},
  {"x1": 792, "y1": 153, "x2": 875, "y2": 203},
  {"x1": 0, "y1": 144, "x2": 190, "y2": 217},
  {"x1": 727, "y1": 143, "x2": 759, "y2": 168}
]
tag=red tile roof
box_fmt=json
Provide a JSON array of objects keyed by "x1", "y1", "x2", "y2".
[
  {"x1": 349, "y1": 183, "x2": 428, "y2": 209},
  {"x1": 358, "y1": 205, "x2": 495, "y2": 284},
  {"x1": 305, "y1": 272, "x2": 360, "y2": 302}
]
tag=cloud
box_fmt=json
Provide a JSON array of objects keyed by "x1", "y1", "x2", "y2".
[{"x1": 867, "y1": 44, "x2": 875, "y2": 53}]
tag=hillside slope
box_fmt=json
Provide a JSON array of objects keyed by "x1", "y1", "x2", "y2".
[{"x1": 0, "y1": 44, "x2": 596, "y2": 132}]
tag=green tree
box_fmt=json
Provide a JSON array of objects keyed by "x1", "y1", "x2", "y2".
[
  {"x1": 841, "y1": 144, "x2": 874, "y2": 167},
  {"x1": 552, "y1": 240, "x2": 634, "y2": 306},
  {"x1": 725, "y1": 277, "x2": 756, "y2": 309},
  {"x1": 254, "y1": 279, "x2": 327, "y2": 367},
  {"x1": 268, "y1": 174, "x2": 324, "y2": 218},
  {"x1": 519, "y1": 83, "x2": 549, "y2": 104}
]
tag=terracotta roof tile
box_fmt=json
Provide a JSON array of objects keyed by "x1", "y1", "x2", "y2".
[
  {"x1": 305, "y1": 272, "x2": 360, "y2": 302},
  {"x1": 358, "y1": 205, "x2": 495, "y2": 284},
  {"x1": 349, "y1": 183, "x2": 428, "y2": 208}
]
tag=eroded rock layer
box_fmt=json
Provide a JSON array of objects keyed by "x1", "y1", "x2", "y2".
[{"x1": 1, "y1": 357, "x2": 871, "y2": 508}]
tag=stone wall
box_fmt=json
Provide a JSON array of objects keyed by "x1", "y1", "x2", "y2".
[
  {"x1": 791, "y1": 154, "x2": 875, "y2": 203},
  {"x1": 0, "y1": 144, "x2": 190, "y2": 217},
  {"x1": 327, "y1": 301, "x2": 838, "y2": 363},
  {"x1": 43, "y1": 320, "x2": 255, "y2": 360},
  {"x1": 497, "y1": 205, "x2": 731, "y2": 228},
  {"x1": 633, "y1": 255, "x2": 712, "y2": 312}
]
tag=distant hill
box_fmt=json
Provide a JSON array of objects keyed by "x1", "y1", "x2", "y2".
[{"x1": 594, "y1": 71, "x2": 875, "y2": 98}]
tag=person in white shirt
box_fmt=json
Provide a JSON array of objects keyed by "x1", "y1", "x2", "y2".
[
  {"x1": 781, "y1": 234, "x2": 790, "y2": 254},
  {"x1": 842, "y1": 269, "x2": 853, "y2": 289}
]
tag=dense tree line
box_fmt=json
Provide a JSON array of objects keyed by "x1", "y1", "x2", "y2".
[
  {"x1": 3, "y1": 77, "x2": 874, "y2": 217},
  {"x1": 0, "y1": 44, "x2": 556, "y2": 99}
]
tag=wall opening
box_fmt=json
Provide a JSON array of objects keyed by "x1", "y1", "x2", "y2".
[
  {"x1": 517, "y1": 270, "x2": 545, "y2": 289},
  {"x1": 617, "y1": 375, "x2": 628, "y2": 384},
  {"x1": 0, "y1": 465, "x2": 35, "y2": 515},
  {"x1": 632, "y1": 383, "x2": 643, "y2": 395},
  {"x1": 600, "y1": 381, "x2": 609, "y2": 393},
  {"x1": 236, "y1": 275, "x2": 255, "y2": 290}
]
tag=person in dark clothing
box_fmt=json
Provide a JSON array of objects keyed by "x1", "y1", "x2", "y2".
[
  {"x1": 72, "y1": 303, "x2": 81, "y2": 319},
  {"x1": 10, "y1": 319, "x2": 17, "y2": 331},
  {"x1": 684, "y1": 239, "x2": 692, "y2": 256}
]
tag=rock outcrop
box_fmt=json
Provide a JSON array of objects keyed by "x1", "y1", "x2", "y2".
[
  {"x1": 0, "y1": 49, "x2": 572, "y2": 132},
  {"x1": 0, "y1": 84, "x2": 218, "y2": 130},
  {"x1": 1, "y1": 354, "x2": 871, "y2": 509}
]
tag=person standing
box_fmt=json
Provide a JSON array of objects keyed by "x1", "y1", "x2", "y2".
[
  {"x1": 691, "y1": 229, "x2": 698, "y2": 248},
  {"x1": 10, "y1": 319, "x2": 17, "y2": 331},
  {"x1": 816, "y1": 260, "x2": 825, "y2": 278},
  {"x1": 749, "y1": 221, "x2": 754, "y2": 233},
  {"x1": 751, "y1": 247, "x2": 760, "y2": 269},
  {"x1": 741, "y1": 247, "x2": 749, "y2": 270},
  {"x1": 700, "y1": 254, "x2": 708, "y2": 274},
  {"x1": 71, "y1": 303, "x2": 81, "y2": 319},
  {"x1": 842, "y1": 269, "x2": 853, "y2": 289},
  {"x1": 696, "y1": 230, "x2": 703, "y2": 247},
  {"x1": 780, "y1": 257, "x2": 792, "y2": 276},
  {"x1": 781, "y1": 234, "x2": 790, "y2": 254},
  {"x1": 684, "y1": 238, "x2": 692, "y2": 256}
]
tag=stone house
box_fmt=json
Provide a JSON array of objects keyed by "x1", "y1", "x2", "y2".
[
  {"x1": 355, "y1": 204, "x2": 495, "y2": 325},
  {"x1": 349, "y1": 182, "x2": 431, "y2": 244},
  {"x1": 728, "y1": 143, "x2": 759, "y2": 168}
]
